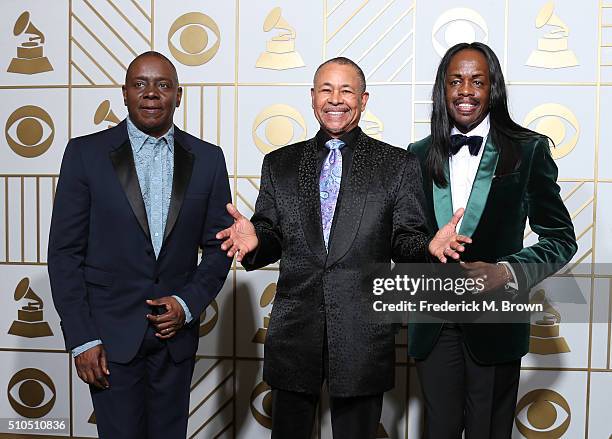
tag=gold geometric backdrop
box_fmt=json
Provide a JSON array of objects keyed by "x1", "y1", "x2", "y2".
[{"x1": 0, "y1": 1, "x2": 611, "y2": 438}]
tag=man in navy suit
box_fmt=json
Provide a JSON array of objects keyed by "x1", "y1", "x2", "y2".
[{"x1": 48, "y1": 51, "x2": 232, "y2": 439}]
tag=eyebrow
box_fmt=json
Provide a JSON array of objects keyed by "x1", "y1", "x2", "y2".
[{"x1": 319, "y1": 82, "x2": 354, "y2": 88}]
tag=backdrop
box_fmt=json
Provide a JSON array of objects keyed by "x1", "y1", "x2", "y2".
[{"x1": 0, "y1": 0, "x2": 610, "y2": 438}]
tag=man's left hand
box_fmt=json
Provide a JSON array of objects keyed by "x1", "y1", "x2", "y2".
[
  {"x1": 429, "y1": 208, "x2": 473, "y2": 263},
  {"x1": 460, "y1": 261, "x2": 509, "y2": 293},
  {"x1": 146, "y1": 297, "x2": 186, "y2": 339}
]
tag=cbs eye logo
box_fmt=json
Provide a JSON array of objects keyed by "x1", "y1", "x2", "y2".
[
  {"x1": 199, "y1": 298, "x2": 219, "y2": 337},
  {"x1": 5, "y1": 105, "x2": 54, "y2": 158},
  {"x1": 250, "y1": 380, "x2": 273, "y2": 429},
  {"x1": 431, "y1": 8, "x2": 489, "y2": 57},
  {"x1": 515, "y1": 389, "x2": 570, "y2": 438},
  {"x1": 168, "y1": 12, "x2": 220, "y2": 66},
  {"x1": 252, "y1": 104, "x2": 307, "y2": 155},
  {"x1": 7, "y1": 368, "x2": 56, "y2": 418},
  {"x1": 523, "y1": 103, "x2": 579, "y2": 160}
]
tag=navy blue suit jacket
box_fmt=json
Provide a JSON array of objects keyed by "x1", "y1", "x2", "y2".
[{"x1": 48, "y1": 120, "x2": 232, "y2": 363}]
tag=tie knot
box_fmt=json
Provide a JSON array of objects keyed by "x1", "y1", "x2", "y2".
[
  {"x1": 325, "y1": 139, "x2": 345, "y2": 150},
  {"x1": 449, "y1": 134, "x2": 483, "y2": 156}
]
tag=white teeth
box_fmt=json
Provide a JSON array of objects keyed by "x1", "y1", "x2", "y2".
[
  {"x1": 457, "y1": 103, "x2": 475, "y2": 109},
  {"x1": 327, "y1": 111, "x2": 345, "y2": 116}
]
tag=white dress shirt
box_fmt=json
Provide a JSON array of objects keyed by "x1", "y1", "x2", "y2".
[{"x1": 449, "y1": 115, "x2": 490, "y2": 231}]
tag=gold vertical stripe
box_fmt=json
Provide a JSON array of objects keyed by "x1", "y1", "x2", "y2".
[
  {"x1": 183, "y1": 87, "x2": 188, "y2": 131},
  {"x1": 36, "y1": 177, "x2": 40, "y2": 263},
  {"x1": 608, "y1": 279, "x2": 612, "y2": 370},
  {"x1": 20, "y1": 176, "x2": 24, "y2": 262},
  {"x1": 151, "y1": 0, "x2": 154, "y2": 50},
  {"x1": 411, "y1": 0, "x2": 416, "y2": 145},
  {"x1": 233, "y1": 1, "x2": 239, "y2": 432},
  {"x1": 323, "y1": 0, "x2": 327, "y2": 60},
  {"x1": 200, "y1": 86, "x2": 204, "y2": 140},
  {"x1": 69, "y1": 0, "x2": 73, "y2": 140},
  {"x1": 217, "y1": 86, "x2": 221, "y2": 146},
  {"x1": 4, "y1": 177, "x2": 8, "y2": 263}
]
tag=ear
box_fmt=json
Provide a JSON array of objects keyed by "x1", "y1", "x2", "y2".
[
  {"x1": 175, "y1": 86, "x2": 183, "y2": 108},
  {"x1": 122, "y1": 85, "x2": 127, "y2": 106},
  {"x1": 310, "y1": 87, "x2": 315, "y2": 109},
  {"x1": 360, "y1": 91, "x2": 369, "y2": 111}
]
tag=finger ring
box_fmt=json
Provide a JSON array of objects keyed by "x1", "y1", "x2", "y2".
[{"x1": 95, "y1": 376, "x2": 104, "y2": 380}]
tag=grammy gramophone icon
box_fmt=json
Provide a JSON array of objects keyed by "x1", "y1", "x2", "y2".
[
  {"x1": 255, "y1": 7, "x2": 305, "y2": 70},
  {"x1": 529, "y1": 289, "x2": 570, "y2": 355},
  {"x1": 94, "y1": 100, "x2": 120, "y2": 129},
  {"x1": 526, "y1": 2, "x2": 578, "y2": 69},
  {"x1": 7, "y1": 12, "x2": 53, "y2": 75},
  {"x1": 252, "y1": 283, "x2": 276, "y2": 344},
  {"x1": 8, "y1": 277, "x2": 53, "y2": 338}
]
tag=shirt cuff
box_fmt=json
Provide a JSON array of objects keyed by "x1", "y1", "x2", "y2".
[
  {"x1": 72, "y1": 340, "x2": 102, "y2": 357},
  {"x1": 172, "y1": 295, "x2": 193, "y2": 323},
  {"x1": 498, "y1": 261, "x2": 519, "y2": 290}
]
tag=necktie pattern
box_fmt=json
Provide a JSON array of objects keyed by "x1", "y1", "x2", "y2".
[
  {"x1": 320, "y1": 138, "x2": 345, "y2": 249},
  {"x1": 449, "y1": 134, "x2": 483, "y2": 156}
]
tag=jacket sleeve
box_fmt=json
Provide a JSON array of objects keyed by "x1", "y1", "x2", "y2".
[
  {"x1": 48, "y1": 140, "x2": 100, "y2": 350},
  {"x1": 498, "y1": 139, "x2": 577, "y2": 289},
  {"x1": 241, "y1": 154, "x2": 283, "y2": 271},
  {"x1": 391, "y1": 152, "x2": 433, "y2": 262},
  {"x1": 175, "y1": 147, "x2": 233, "y2": 318}
]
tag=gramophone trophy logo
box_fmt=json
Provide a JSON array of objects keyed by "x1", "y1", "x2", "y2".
[
  {"x1": 255, "y1": 7, "x2": 305, "y2": 70},
  {"x1": 252, "y1": 283, "x2": 276, "y2": 344},
  {"x1": 529, "y1": 289, "x2": 570, "y2": 355},
  {"x1": 94, "y1": 100, "x2": 120, "y2": 129},
  {"x1": 8, "y1": 277, "x2": 53, "y2": 338},
  {"x1": 526, "y1": 2, "x2": 578, "y2": 68},
  {"x1": 7, "y1": 11, "x2": 53, "y2": 74},
  {"x1": 362, "y1": 110, "x2": 384, "y2": 141}
]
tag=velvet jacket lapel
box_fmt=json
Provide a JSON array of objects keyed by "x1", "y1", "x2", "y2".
[{"x1": 432, "y1": 136, "x2": 498, "y2": 236}]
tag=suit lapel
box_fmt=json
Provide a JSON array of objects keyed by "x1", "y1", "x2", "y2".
[
  {"x1": 110, "y1": 139, "x2": 150, "y2": 239},
  {"x1": 326, "y1": 133, "x2": 374, "y2": 267},
  {"x1": 163, "y1": 137, "x2": 194, "y2": 243},
  {"x1": 432, "y1": 160, "x2": 453, "y2": 231},
  {"x1": 458, "y1": 136, "x2": 499, "y2": 236},
  {"x1": 298, "y1": 138, "x2": 327, "y2": 265}
]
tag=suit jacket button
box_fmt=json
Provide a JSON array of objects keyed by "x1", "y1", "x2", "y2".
[{"x1": 154, "y1": 278, "x2": 160, "y2": 284}]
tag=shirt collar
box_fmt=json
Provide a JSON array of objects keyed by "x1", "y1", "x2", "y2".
[
  {"x1": 450, "y1": 114, "x2": 490, "y2": 138},
  {"x1": 316, "y1": 126, "x2": 361, "y2": 150},
  {"x1": 127, "y1": 117, "x2": 174, "y2": 153}
]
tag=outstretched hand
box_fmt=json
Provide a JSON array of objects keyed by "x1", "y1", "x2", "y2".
[
  {"x1": 428, "y1": 208, "x2": 472, "y2": 263},
  {"x1": 216, "y1": 203, "x2": 258, "y2": 262}
]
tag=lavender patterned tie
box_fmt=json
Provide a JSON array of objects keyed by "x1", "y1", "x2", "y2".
[{"x1": 320, "y1": 138, "x2": 345, "y2": 250}]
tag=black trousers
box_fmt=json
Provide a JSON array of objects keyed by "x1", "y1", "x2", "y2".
[
  {"x1": 90, "y1": 325, "x2": 195, "y2": 439},
  {"x1": 415, "y1": 324, "x2": 521, "y2": 439},
  {"x1": 270, "y1": 323, "x2": 383, "y2": 439},
  {"x1": 270, "y1": 388, "x2": 383, "y2": 439}
]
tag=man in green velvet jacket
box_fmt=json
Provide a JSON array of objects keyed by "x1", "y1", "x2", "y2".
[{"x1": 408, "y1": 42, "x2": 577, "y2": 439}]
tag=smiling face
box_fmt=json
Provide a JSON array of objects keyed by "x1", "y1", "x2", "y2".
[
  {"x1": 311, "y1": 62, "x2": 369, "y2": 138},
  {"x1": 122, "y1": 54, "x2": 182, "y2": 138},
  {"x1": 445, "y1": 49, "x2": 490, "y2": 133}
]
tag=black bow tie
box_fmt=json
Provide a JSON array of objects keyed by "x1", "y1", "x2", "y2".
[{"x1": 449, "y1": 134, "x2": 483, "y2": 156}]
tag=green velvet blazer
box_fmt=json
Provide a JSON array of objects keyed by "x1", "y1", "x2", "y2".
[{"x1": 408, "y1": 134, "x2": 577, "y2": 364}]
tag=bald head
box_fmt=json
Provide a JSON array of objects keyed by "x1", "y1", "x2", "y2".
[{"x1": 125, "y1": 51, "x2": 179, "y2": 85}]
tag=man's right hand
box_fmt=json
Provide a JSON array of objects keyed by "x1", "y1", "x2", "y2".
[
  {"x1": 75, "y1": 345, "x2": 110, "y2": 389},
  {"x1": 216, "y1": 203, "x2": 258, "y2": 262}
]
